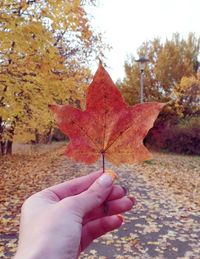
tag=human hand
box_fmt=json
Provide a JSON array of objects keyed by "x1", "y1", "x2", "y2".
[{"x1": 14, "y1": 170, "x2": 135, "y2": 259}]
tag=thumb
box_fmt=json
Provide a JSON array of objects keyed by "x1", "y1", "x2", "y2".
[{"x1": 73, "y1": 171, "x2": 117, "y2": 216}]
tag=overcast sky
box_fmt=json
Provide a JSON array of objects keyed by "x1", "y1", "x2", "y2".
[{"x1": 86, "y1": 0, "x2": 200, "y2": 81}]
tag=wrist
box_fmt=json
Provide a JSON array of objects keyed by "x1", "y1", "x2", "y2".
[
  {"x1": 14, "y1": 248, "x2": 49, "y2": 259},
  {"x1": 14, "y1": 242, "x2": 79, "y2": 259},
  {"x1": 14, "y1": 242, "x2": 56, "y2": 259}
]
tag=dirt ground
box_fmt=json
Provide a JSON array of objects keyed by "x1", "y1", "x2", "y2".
[{"x1": 0, "y1": 143, "x2": 200, "y2": 258}]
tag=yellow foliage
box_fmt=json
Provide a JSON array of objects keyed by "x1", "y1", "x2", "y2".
[
  {"x1": 120, "y1": 33, "x2": 200, "y2": 110},
  {"x1": 172, "y1": 75, "x2": 200, "y2": 116},
  {"x1": 0, "y1": 0, "x2": 106, "y2": 144}
]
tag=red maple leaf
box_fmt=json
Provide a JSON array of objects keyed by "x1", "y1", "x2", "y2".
[{"x1": 50, "y1": 63, "x2": 165, "y2": 167}]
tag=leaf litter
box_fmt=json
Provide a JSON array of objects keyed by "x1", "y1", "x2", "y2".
[{"x1": 0, "y1": 145, "x2": 200, "y2": 258}]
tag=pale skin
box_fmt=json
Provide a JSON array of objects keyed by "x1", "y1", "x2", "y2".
[{"x1": 14, "y1": 170, "x2": 135, "y2": 259}]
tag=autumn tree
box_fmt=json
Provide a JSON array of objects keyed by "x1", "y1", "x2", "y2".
[
  {"x1": 119, "y1": 33, "x2": 200, "y2": 105},
  {"x1": 0, "y1": 0, "x2": 107, "y2": 154},
  {"x1": 146, "y1": 74, "x2": 200, "y2": 154},
  {"x1": 118, "y1": 33, "x2": 200, "y2": 154},
  {"x1": 172, "y1": 73, "x2": 200, "y2": 117}
]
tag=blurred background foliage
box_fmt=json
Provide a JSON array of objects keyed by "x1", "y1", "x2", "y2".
[
  {"x1": 0, "y1": 0, "x2": 108, "y2": 154},
  {"x1": 118, "y1": 33, "x2": 200, "y2": 155},
  {"x1": 0, "y1": 1, "x2": 199, "y2": 155}
]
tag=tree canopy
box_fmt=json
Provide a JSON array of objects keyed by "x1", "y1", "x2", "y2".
[
  {"x1": 0, "y1": 0, "x2": 107, "y2": 151},
  {"x1": 119, "y1": 33, "x2": 200, "y2": 112}
]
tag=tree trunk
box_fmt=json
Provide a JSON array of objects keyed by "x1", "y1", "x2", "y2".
[
  {"x1": 2, "y1": 123, "x2": 15, "y2": 155},
  {"x1": 5, "y1": 140, "x2": 13, "y2": 155},
  {"x1": 0, "y1": 117, "x2": 4, "y2": 155},
  {"x1": 46, "y1": 128, "x2": 54, "y2": 144},
  {"x1": 35, "y1": 129, "x2": 40, "y2": 144},
  {"x1": 0, "y1": 141, "x2": 6, "y2": 155}
]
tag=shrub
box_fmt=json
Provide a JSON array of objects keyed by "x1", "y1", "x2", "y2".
[{"x1": 147, "y1": 116, "x2": 200, "y2": 155}]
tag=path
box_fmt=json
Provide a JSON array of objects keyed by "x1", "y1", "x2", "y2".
[
  {"x1": 81, "y1": 165, "x2": 200, "y2": 259},
  {"x1": 0, "y1": 146, "x2": 200, "y2": 258}
]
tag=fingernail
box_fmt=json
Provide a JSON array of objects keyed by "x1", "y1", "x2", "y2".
[
  {"x1": 105, "y1": 169, "x2": 117, "y2": 181},
  {"x1": 99, "y1": 173, "x2": 115, "y2": 187},
  {"x1": 117, "y1": 214, "x2": 124, "y2": 222},
  {"x1": 128, "y1": 196, "x2": 136, "y2": 205}
]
